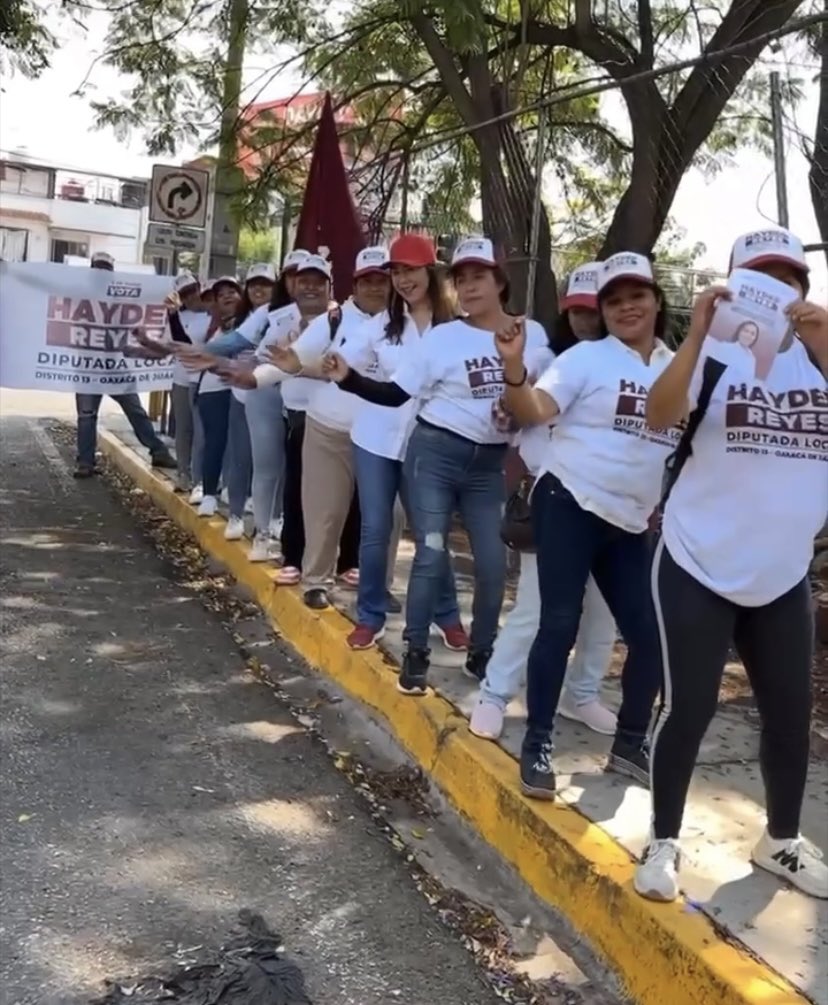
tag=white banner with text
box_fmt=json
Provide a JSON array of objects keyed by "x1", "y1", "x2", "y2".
[{"x1": 0, "y1": 262, "x2": 175, "y2": 394}]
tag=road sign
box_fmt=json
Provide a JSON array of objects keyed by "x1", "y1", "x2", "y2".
[
  {"x1": 150, "y1": 164, "x2": 209, "y2": 228},
  {"x1": 146, "y1": 222, "x2": 206, "y2": 254}
]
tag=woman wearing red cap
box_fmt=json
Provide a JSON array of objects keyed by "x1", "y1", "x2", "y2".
[
  {"x1": 638, "y1": 228, "x2": 828, "y2": 902},
  {"x1": 325, "y1": 236, "x2": 548, "y2": 695},
  {"x1": 332, "y1": 234, "x2": 462, "y2": 650}
]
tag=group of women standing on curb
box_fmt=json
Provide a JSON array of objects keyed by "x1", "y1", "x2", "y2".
[{"x1": 143, "y1": 224, "x2": 827, "y2": 904}]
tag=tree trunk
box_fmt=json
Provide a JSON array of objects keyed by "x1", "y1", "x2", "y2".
[{"x1": 809, "y1": 8, "x2": 828, "y2": 268}]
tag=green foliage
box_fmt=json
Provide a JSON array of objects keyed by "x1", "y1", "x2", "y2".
[
  {"x1": 237, "y1": 225, "x2": 278, "y2": 265},
  {"x1": 0, "y1": 0, "x2": 85, "y2": 79}
]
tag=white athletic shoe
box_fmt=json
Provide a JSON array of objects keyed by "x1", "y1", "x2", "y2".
[
  {"x1": 249, "y1": 533, "x2": 273, "y2": 563},
  {"x1": 634, "y1": 838, "x2": 681, "y2": 902},
  {"x1": 558, "y1": 696, "x2": 618, "y2": 735},
  {"x1": 198, "y1": 495, "x2": 218, "y2": 518},
  {"x1": 751, "y1": 831, "x2": 828, "y2": 899},
  {"x1": 224, "y1": 516, "x2": 244, "y2": 541},
  {"x1": 189, "y1": 484, "x2": 204, "y2": 505}
]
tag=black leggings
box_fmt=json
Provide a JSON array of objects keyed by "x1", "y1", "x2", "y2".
[{"x1": 651, "y1": 540, "x2": 813, "y2": 840}]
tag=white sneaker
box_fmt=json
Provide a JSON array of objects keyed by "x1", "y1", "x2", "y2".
[
  {"x1": 751, "y1": 831, "x2": 828, "y2": 899},
  {"x1": 198, "y1": 495, "x2": 218, "y2": 518},
  {"x1": 634, "y1": 838, "x2": 681, "y2": 902},
  {"x1": 558, "y1": 696, "x2": 618, "y2": 735},
  {"x1": 469, "y1": 699, "x2": 505, "y2": 740},
  {"x1": 249, "y1": 533, "x2": 273, "y2": 563},
  {"x1": 224, "y1": 516, "x2": 244, "y2": 541},
  {"x1": 269, "y1": 516, "x2": 284, "y2": 539},
  {"x1": 189, "y1": 484, "x2": 204, "y2": 505},
  {"x1": 244, "y1": 496, "x2": 254, "y2": 514}
]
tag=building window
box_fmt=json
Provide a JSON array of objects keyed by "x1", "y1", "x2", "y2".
[
  {"x1": 0, "y1": 226, "x2": 29, "y2": 261},
  {"x1": 50, "y1": 237, "x2": 89, "y2": 263}
]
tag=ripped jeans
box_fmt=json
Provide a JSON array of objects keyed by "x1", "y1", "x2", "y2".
[{"x1": 402, "y1": 419, "x2": 507, "y2": 654}]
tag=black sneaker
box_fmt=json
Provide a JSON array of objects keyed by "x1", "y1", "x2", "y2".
[
  {"x1": 303, "y1": 587, "x2": 330, "y2": 610},
  {"x1": 151, "y1": 449, "x2": 177, "y2": 469},
  {"x1": 607, "y1": 735, "x2": 650, "y2": 786},
  {"x1": 385, "y1": 591, "x2": 402, "y2": 615},
  {"x1": 397, "y1": 647, "x2": 430, "y2": 696},
  {"x1": 463, "y1": 648, "x2": 492, "y2": 682},
  {"x1": 520, "y1": 734, "x2": 556, "y2": 799}
]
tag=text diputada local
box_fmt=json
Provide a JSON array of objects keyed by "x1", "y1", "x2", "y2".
[{"x1": 45, "y1": 295, "x2": 166, "y2": 351}]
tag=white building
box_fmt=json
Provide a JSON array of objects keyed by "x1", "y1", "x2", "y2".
[{"x1": 0, "y1": 152, "x2": 164, "y2": 270}]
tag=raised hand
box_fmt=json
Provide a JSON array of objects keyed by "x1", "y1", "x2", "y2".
[
  {"x1": 494, "y1": 316, "x2": 527, "y2": 363},
  {"x1": 322, "y1": 351, "x2": 350, "y2": 384},
  {"x1": 689, "y1": 285, "x2": 731, "y2": 341},
  {"x1": 164, "y1": 292, "x2": 181, "y2": 312},
  {"x1": 264, "y1": 343, "x2": 301, "y2": 373}
]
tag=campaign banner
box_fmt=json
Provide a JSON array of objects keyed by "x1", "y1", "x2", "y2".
[{"x1": 0, "y1": 262, "x2": 175, "y2": 394}]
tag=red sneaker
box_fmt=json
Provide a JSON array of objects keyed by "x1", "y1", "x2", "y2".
[
  {"x1": 435, "y1": 623, "x2": 469, "y2": 651},
  {"x1": 347, "y1": 624, "x2": 385, "y2": 650}
]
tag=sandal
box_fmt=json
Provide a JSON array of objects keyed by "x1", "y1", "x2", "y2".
[
  {"x1": 338, "y1": 568, "x2": 360, "y2": 588},
  {"x1": 276, "y1": 565, "x2": 301, "y2": 586}
]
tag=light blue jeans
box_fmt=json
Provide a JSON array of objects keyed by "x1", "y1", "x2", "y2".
[
  {"x1": 245, "y1": 386, "x2": 286, "y2": 535},
  {"x1": 480, "y1": 552, "x2": 616, "y2": 711}
]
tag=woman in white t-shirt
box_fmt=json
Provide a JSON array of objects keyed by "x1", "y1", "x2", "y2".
[
  {"x1": 330, "y1": 234, "x2": 461, "y2": 651},
  {"x1": 470, "y1": 263, "x2": 618, "y2": 742},
  {"x1": 497, "y1": 252, "x2": 680, "y2": 800},
  {"x1": 636, "y1": 228, "x2": 828, "y2": 902},
  {"x1": 324, "y1": 236, "x2": 547, "y2": 696}
]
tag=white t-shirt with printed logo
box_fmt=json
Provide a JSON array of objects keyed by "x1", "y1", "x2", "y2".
[
  {"x1": 663, "y1": 337, "x2": 828, "y2": 606},
  {"x1": 340, "y1": 311, "x2": 427, "y2": 461},
  {"x1": 171, "y1": 309, "x2": 211, "y2": 387},
  {"x1": 534, "y1": 335, "x2": 678, "y2": 532},
  {"x1": 391, "y1": 318, "x2": 548, "y2": 445}
]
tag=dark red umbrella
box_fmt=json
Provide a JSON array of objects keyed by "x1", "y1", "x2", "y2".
[{"x1": 293, "y1": 92, "x2": 366, "y2": 301}]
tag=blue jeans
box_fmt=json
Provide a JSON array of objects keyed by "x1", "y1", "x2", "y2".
[
  {"x1": 197, "y1": 390, "x2": 231, "y2": 498},
  {"x1": 526, "y1": 472, "x2": 660, "y2": 742},
  {"x1": 75, "y1": 393, "x2": 164, "y2": 467},
  {"x1": 402, "y1": 422, "x2": 506, "y2": 652},
  {"x1": 353, "y1": 444, "x2": 459, "y2": 630},
  {"x1": 225, "y1": 395, "x2": 252, "y2": 518},
  {"x1": 245, "y1": 386, "x2": 286, "y2": 534}
]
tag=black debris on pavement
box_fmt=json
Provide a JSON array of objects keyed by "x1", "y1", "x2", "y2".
[{"x1": 91, "y1": 910, "x2": 311, "y2": 1005}]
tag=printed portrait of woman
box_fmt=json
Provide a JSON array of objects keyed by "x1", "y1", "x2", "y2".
[{"x1": 731, "y1": 318, "x2": 777, "y2": 381}]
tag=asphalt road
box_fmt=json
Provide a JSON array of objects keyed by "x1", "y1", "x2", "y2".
[{"x1": 0, "y1": 413, "x2": 504, "y2": 1005}]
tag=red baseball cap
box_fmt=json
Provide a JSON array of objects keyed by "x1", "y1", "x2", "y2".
[{"x1": 388, "y1": 233, "x2": 436, "y2": 268}]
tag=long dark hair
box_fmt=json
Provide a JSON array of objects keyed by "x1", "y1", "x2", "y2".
[
  {"x1": 597, "y1": 281, "x2": 669, "y2": 340},
  {"x1": 385, "y1": 265, "x2": 456, "y2": 343},
  {"x1": 550, "y1": 311, "x2": 578, "y2": 355},
  {"x1": 268, "y1": 272, "x2": 294, "y2": 311}
]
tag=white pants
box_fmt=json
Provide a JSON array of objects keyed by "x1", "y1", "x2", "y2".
[{"x1": 480, "y1": 552, "x2": 616, "y2": 710}]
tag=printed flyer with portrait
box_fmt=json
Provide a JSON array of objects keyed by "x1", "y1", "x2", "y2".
[
  {"x1": 256, "y1": 303, "x2": 303, "y2": 360},
  {"x1": 707, "y1": 268, "x2": 799, "y2": 381}
]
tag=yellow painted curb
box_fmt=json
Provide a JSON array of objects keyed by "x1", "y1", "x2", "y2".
[{"x1": 101, "y1": 429, "x2": 810, "y2": 1005}]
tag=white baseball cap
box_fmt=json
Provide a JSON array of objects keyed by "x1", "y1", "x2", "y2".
[
  {"x1": 90, "y1": 251, "x2": 115, "y2": 268},
  {"x1": 296, "y1": 254, "x2": 332, "y2": 280},
  {"x1": 354, "y1": 246, "x2": 389, "y2": 277},
  {"x1": 730, "y1": 227, "x2": 809, "y2": 274},
  {"x1": 174, "y1": 270, "x2": 199, "y2": 293},
  {"x1": 213, "y1": 274, "x2": 242, "y2": 291},
  {"x1": 246, "y1": 262, "x2": 276, "y2": 284},
  {"x1": 560, "y1": 262, "x2": 599, "y2": 310},
  {"x1": 597, "y1": 252, "x2": 655, "y2": 293},
  {"x1": 281, "y1": 249, "x2": 311, "y2": 273},
  {"x1": 450, "y1": 235, "x2": 497, "y2": 269}
]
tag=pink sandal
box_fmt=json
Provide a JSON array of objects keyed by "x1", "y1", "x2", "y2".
[
  {"x1": 276, "y1": 566, "x2": 301, "y2": 585},
  {"x1": 338, "y1": 568, "x2": 359, "y2": 588}
]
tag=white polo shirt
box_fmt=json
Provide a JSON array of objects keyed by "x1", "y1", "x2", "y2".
[
  {"x1": 171, "y1": 309, "x2": 211, "y2": 387},
  {"x1": 339, "y1": 311, "x2": 427, "y2": 461},
  {"x1": 663, "y1": 337, "x2": 828, "y2": 606},
  {"x1": 535, "y1": 335, "x2": 678, "y2": 532},
  {"x1": 391, "y1": 318, "x2": 548, "y2": 446}
]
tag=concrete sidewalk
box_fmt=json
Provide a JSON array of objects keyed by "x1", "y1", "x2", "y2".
[{"x1": 101, "y1": 417, "x2": 827, "y2": 1005}]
